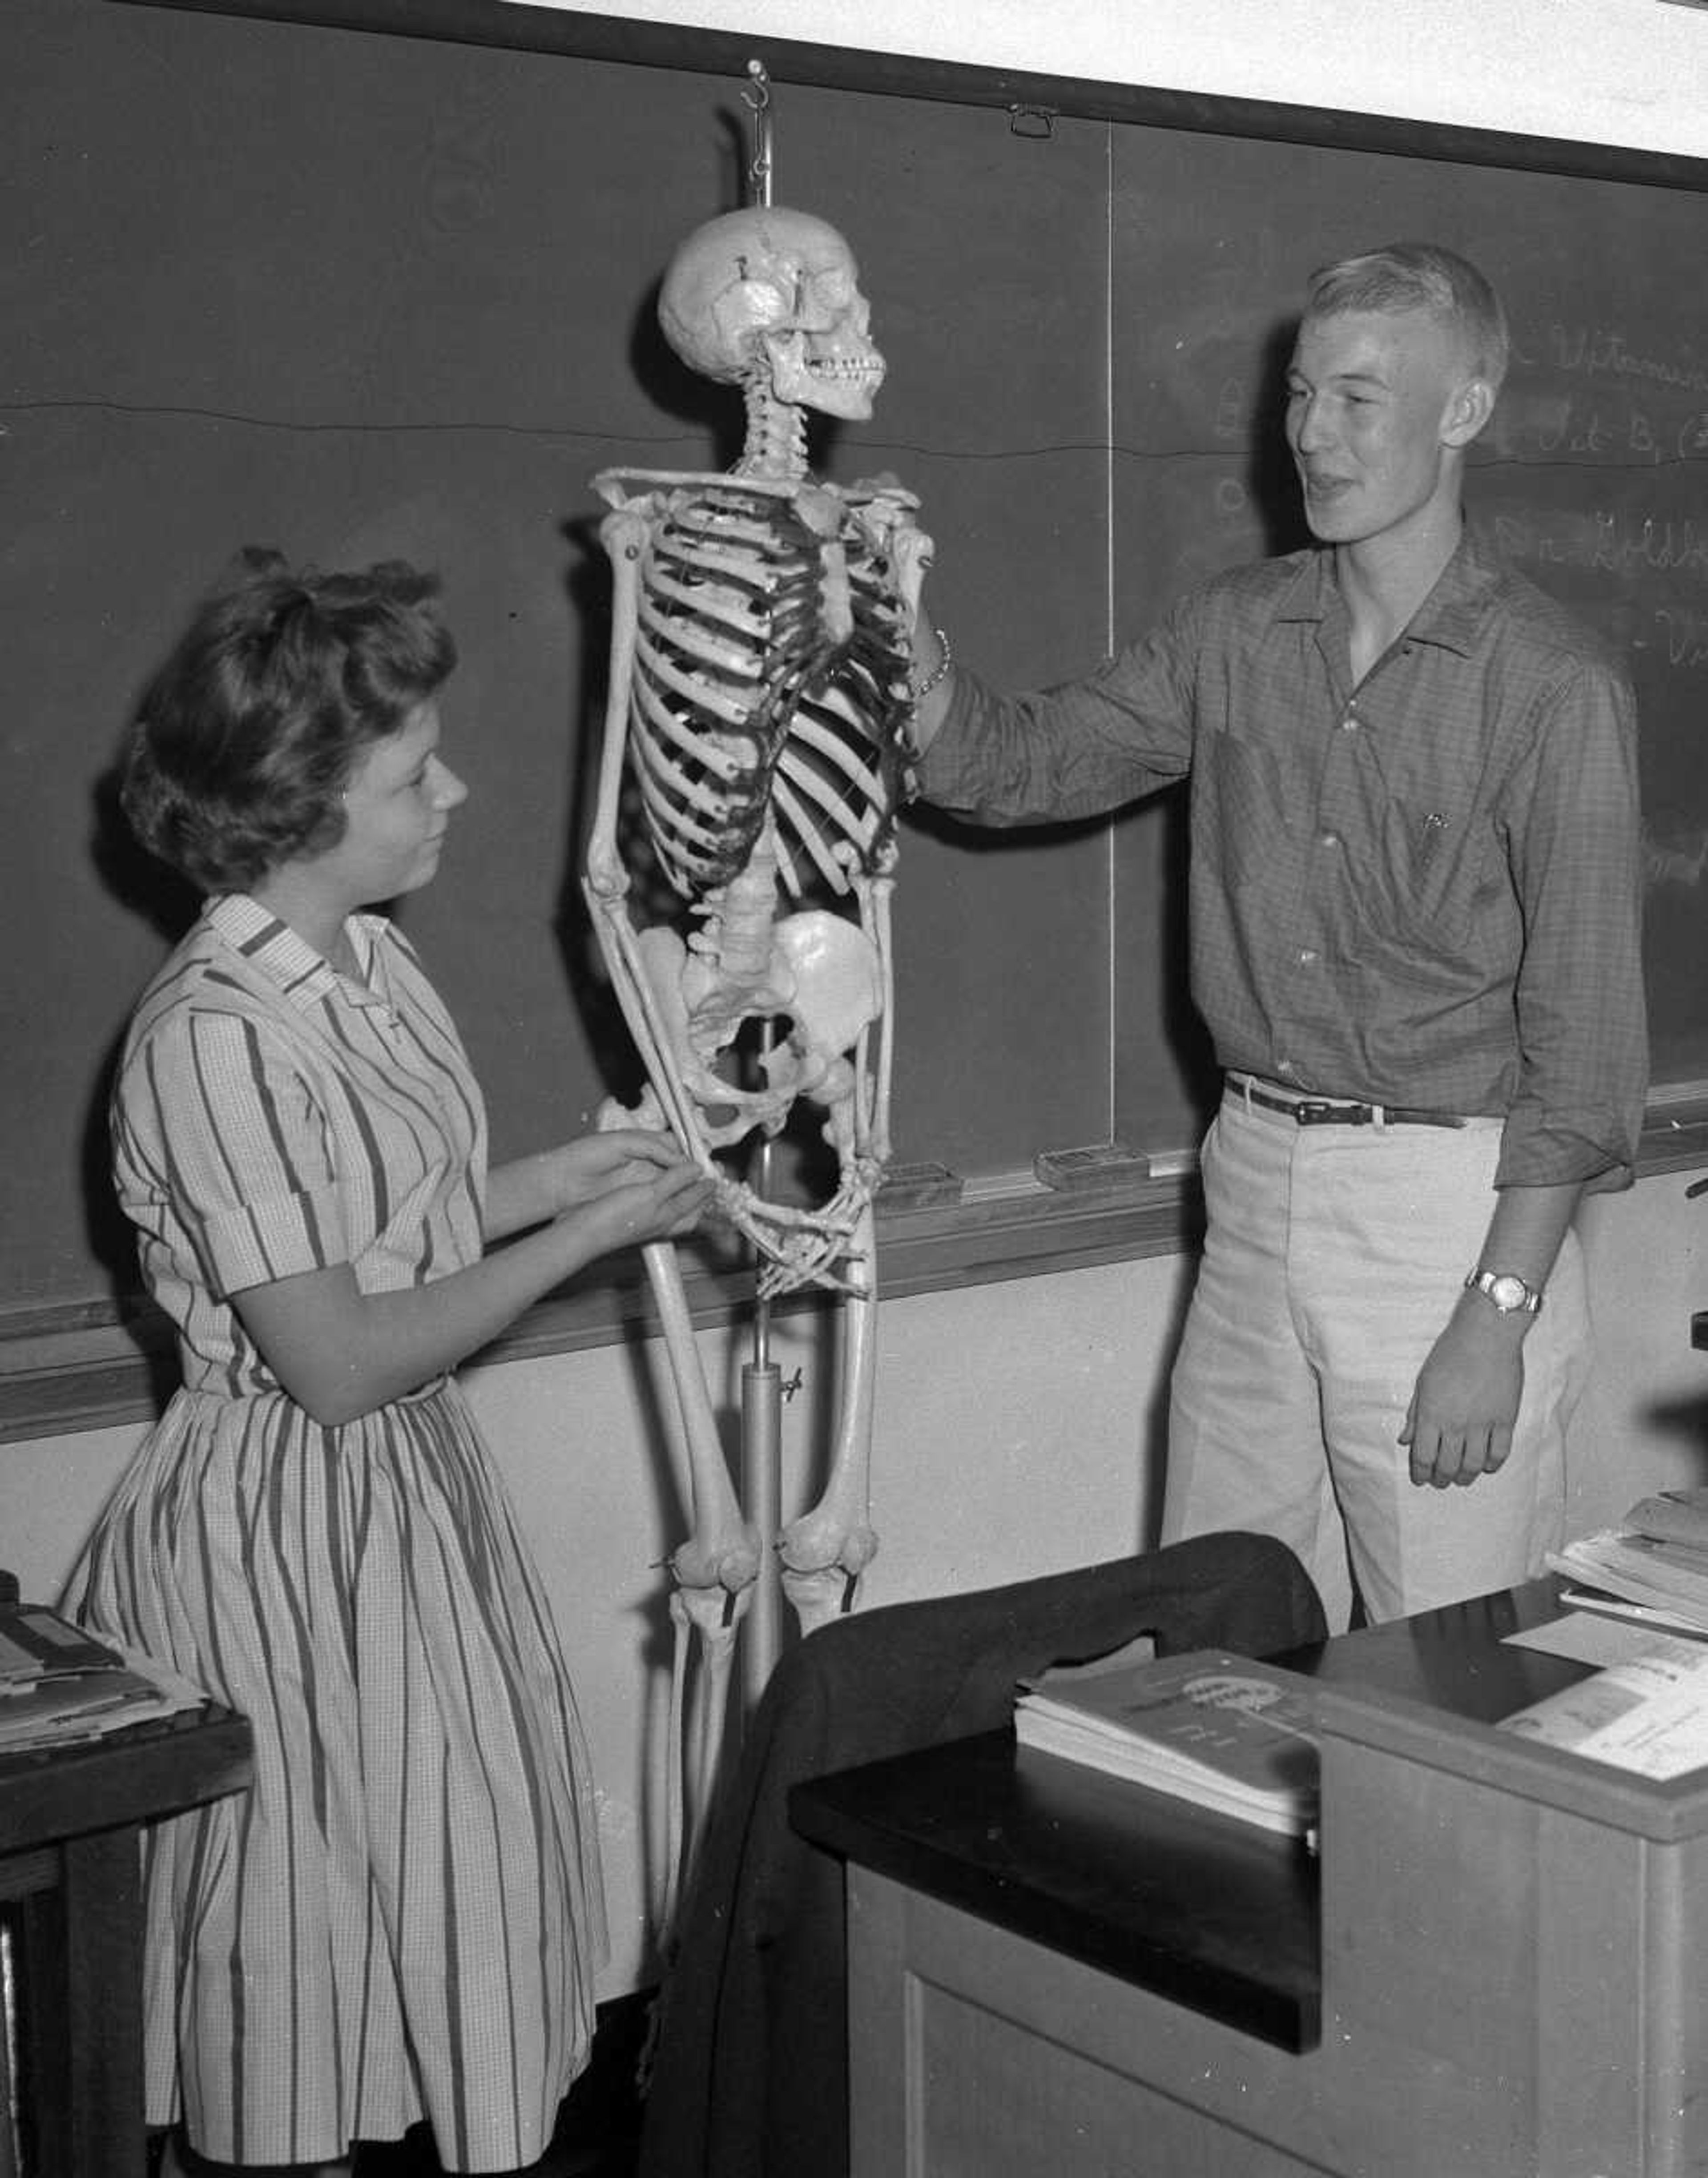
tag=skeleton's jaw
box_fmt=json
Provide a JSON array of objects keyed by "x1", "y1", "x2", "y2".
[{"x1": 773, "y1": 344, "x2": 885, "y2": 421}]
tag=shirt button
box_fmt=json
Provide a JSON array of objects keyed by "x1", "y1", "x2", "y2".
[
  {"x1": 1298, "y1": 948, "x2": 1320, "y2": 965},
  {"x1": 1319, "y1": 830, "x2": 1340, "y2": 848}
]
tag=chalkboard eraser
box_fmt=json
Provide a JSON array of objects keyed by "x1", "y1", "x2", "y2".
[
  {"x1": 878, "y1": 1160, "x2": 963, "y2": 1209},
  {"x1": 1033, "y1": 1143, "x2": 1150, "y2": 1192}
]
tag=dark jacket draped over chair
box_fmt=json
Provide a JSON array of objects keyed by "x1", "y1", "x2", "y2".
[{"x1": 637, "y1": 1529, "x2": 1325, "y2": 2178}]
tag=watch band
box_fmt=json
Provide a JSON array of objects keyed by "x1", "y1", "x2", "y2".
[{"x1": 1464, "y1": 1268, "x2": 1543, "y2": 1316}]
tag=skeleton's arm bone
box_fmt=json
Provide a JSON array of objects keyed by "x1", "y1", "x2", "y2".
[
  {"x1": 585, "y1": 508, "x2": 656, "y2": 900},
  {"x1": 584, "y1": 900, "x2": 721, "y2": 1167},
  {"x1": 869, "y1": 873, "x2": 898, "y2": 1168}
]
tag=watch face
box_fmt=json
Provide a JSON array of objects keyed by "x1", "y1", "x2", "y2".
[{"x1": 1487, "y1": 1274, "x2": 1530, "y2": 1311}]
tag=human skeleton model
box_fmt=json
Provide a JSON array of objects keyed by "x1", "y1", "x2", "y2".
[{"x1": 582, "y1": 204, "x2": 929, "y2": 1886}]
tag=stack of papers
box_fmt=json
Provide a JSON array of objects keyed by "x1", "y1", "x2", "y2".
[
  {"x1": 1549, "y1": 1489, "x2": 1708, "y2": 1634},
  {"x1": 1500, "y1": 1630, "x2": 1708, "y2": 1779},
  {"x1": 0, "y1": 1602, "x2": 208, "y2": 1753},
  {"x1": 1014, "y1": 1647, "x2": 1319, "y2": 1840}
]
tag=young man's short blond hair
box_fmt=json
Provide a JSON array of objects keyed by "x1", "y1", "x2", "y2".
[{"x1": 1305, "y1": 241, "x2": 1510, "y2": 402}]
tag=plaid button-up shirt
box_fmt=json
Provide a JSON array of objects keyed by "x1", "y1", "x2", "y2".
[{"x1": 917, "y1": 525, "x2": 1647, "y2": 1191}]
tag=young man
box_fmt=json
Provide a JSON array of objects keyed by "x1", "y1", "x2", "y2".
[{"x1": 909, "y1": 244, "x2": 1646, "y2": 1629}]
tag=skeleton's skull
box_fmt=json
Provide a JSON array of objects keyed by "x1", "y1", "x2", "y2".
[{"x1": 657, "y1": 206, "x2": 885, "y2": 420}]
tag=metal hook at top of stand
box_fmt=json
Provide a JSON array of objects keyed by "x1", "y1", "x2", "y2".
[{"x1": 741, "y1": 58, "x2": 774, "y2": 208}]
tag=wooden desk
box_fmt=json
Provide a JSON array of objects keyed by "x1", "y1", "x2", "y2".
[
  {"x1": 794, "y1": 1580, "x2": 1704, "y2": 2178},
  {"x1": 0, "y1": 1706, "x2": 253, "y2": 2178}
]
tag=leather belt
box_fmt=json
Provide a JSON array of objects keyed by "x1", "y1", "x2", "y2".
[{"x1": 1228, "y1": 1074, "x2": 1467, "y2": 1131}]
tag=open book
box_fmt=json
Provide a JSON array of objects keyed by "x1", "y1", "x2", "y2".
[{"x1": 1014, "y1": 1647, "x2": 1319, "y2": 1840}]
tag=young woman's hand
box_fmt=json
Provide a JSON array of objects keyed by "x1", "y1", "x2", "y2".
[
  {"x1": 540, "y1": 1129, "x2": 696, "y2": 1212},
  {"x1": 564, "y1": 1153, "x2": 716, "y2": 1253},
  {"x1": 487, "y1": 1129, "x2": 711, "y2": 1239}
]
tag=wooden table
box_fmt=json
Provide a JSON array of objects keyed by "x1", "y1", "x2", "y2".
[
  {"x1": 794, "y1": 1579, "x2": 1705, "y2": 2178},
  {"x1": 0, "y1": 1705, "x2": 253, "y2": 2178}
]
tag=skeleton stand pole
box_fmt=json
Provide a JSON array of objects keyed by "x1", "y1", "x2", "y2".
[
  {"x1": 740, "y1": 1032, "x2": 784, "y2": 1719},
  {"x1": 735, "y1": 66, "x2": 787, "y2": 1726},
  {"x1": 739, "y1": 1323, "x2": 783, "y2": 1719}
]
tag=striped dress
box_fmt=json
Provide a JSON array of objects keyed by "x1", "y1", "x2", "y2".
[{"x1": 65, "y1": 894, "x2": 606, "y2": 2173}]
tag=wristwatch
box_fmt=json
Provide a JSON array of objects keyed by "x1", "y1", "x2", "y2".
[{"x1": 1464, "y1": 1268, "x2": 1543, "y2": 1316}]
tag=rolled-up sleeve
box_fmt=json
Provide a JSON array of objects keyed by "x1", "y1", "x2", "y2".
[
  {"x1": 1496, "y1": 657, "x2": 1648, "y2": 1193},
  {"x1": 134, "y1": 1008, "x2": 349, "y2": 1295}
]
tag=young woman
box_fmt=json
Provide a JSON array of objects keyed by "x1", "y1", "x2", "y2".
[{"x1": 67, "y1": 551, "x2": 713, "y2": 2177}]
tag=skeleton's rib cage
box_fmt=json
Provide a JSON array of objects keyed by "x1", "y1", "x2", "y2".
[{"x1": 601, "y1": 469, "x2": 919, "y2": 905}]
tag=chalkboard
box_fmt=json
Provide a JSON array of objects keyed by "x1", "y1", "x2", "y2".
[{"x1": 4, "y1": 0, "x2": 1705, "y2": 1333}]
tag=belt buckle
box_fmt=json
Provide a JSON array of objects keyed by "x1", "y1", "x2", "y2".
[{"x1": 1293, "y1": 1098, "x2": 1366, "y2": 1127}]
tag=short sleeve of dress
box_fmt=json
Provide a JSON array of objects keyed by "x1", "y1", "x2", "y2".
[{"x1": 129, "y1": 1005, "x2": 351, "y2": 1298}]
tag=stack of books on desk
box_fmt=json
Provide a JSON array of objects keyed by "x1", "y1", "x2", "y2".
[
  {"x1": 1548, "y1": 1488, "x2": 1708, "y2": 1634},
  {"x1": 0, "y1": 1601, "x2": 205, "y2": 1752},
  {"x1": 1013, "y1": 1647, "x2": 1320, "y2": 1840}
]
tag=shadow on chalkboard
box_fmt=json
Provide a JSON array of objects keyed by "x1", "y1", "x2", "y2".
[
  {"x1": 1251, "y1": 319, "x2": 1312, "y2": 561},
  {"x1": 1146, "y1": 785, "x2": 1221, "y2": 1125},
  {"x1": 89, "y1": 735, "x2": 202, "y2": 951},
  {"x1": 556, "y1": 508, "x2": 654, "y2": 1117},
  {"x1": 79, "y1": 764, "x2": 193, "y2": 1398},
  {"x1": 620, "y1": 270, "x2": 752, "y2": 469}
]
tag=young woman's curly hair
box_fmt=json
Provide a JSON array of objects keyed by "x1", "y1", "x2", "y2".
[{"x1": 121, "y1": 548, "x2": 458, "y2": 892}]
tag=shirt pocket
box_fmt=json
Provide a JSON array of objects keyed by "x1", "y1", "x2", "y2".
[
  {"x1": 1194, "y1": 726, "x2": 1277, "y2": 897},
  {"x1": 1369, "y1": 792, "x2": 1485, "y2": 954}
]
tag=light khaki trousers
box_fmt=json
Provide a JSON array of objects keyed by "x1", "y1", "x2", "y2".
[{"x1": 1160, "y1": 1086, "x2": 1588, "y2": 1632}]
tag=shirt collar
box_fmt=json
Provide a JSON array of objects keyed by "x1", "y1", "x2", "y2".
[
  {"x1": 1270, "y1": 522, "x2": 1505, "y2": 658},
  {"x1": 206, "y1": 894, "x2": 384, "y2": 1013}
]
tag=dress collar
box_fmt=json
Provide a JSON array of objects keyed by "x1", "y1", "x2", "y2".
[{"x1": 205, "y1": 894, "x2": 386, "y2": 1013}]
